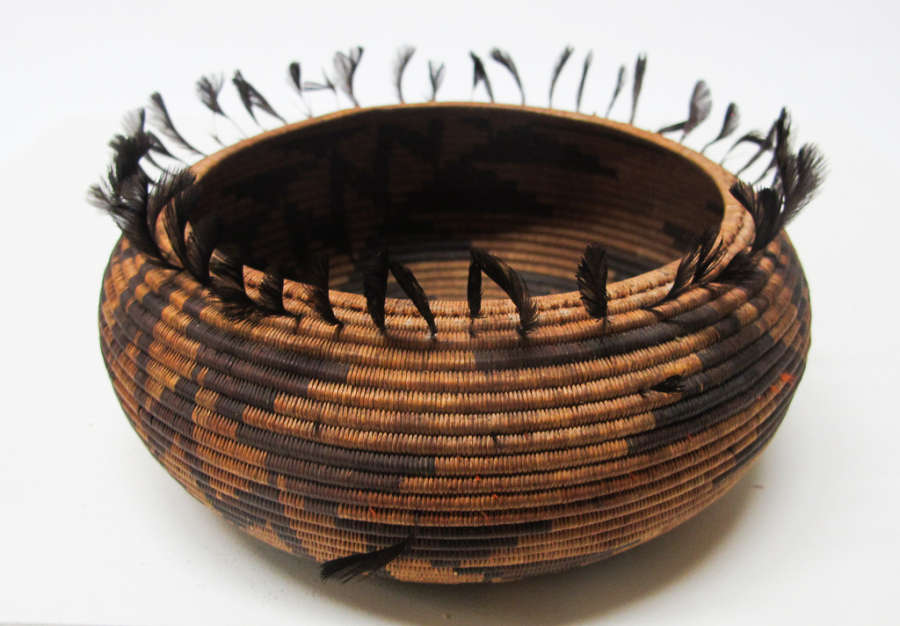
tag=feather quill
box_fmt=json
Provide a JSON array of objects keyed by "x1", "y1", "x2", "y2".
[
  {"x1": 307, "y1": 253, "x2": 341, "y2": 326},
  {"x1": 209, "y1": 249, "x2": 257, "y2": 321},
  {"x1": 629, "y1": 54, "x2": 647, "y2": 124},
  {"x1": 701, "y1": 103, "x2": 740, "y2": 153},
  {"x1": 467, "y1": 256, "x2": 483, "y2": 318},
  {"x1": 659, "y1": 80, "x2": 711, "y2": 142},
  {"x1": 469, "y1": 247, "x2": 537, "y2": 333},
  {"x1": 184, "y1": 214, "x2": 220, "y2": 284},
  {"x1": 149, "y1": 92, "x2": 205, "y2": 157},
  {"x1": 256, "y1": 267, "x2": 286, "y2": 315},
  {"x1": 428, "y1": 60, "x2": 446, "y2": 102},
  {"x1": 232, "y1": 70, "x2": 288, "y2": 126},
  {"x1": 390, "y1": 262, "x2": 438, "y2": 336},
  {"x1": 469, "y1": 52, "x2": 494, "y2": 102},
  {"x1": 162, "y1": 182, "x2": 199, "y2": 269},
  {"x1": 548, "y1": 45, "x2": 574, "y2": 108},
  {"x1": 490, "y1": 48, "x2": 525, "y2": 105},
  {"x1": 605, "y1": 65, "x2": 626, "y2": 117},
  {"x1": 393, "y1": 46, "x2": 416, "y2": 104},
  {"x1": 333, "y1": 47, "x2": 364, "y2": 107},
  {"x1": 320, "y1": 535, "x2": 411, "y2": 583},
  {"x1": 287, "y1": 62, "x2": 313, "y2": 117},
  {"x1": 362, "y1": 249, "x2": 390, "y2": 331},
  {"x1": 575, "y1": 51, "x2": 593, "y2": 113},
  {"x1": 576, "y1": 242, "x2": 608, "y2": 319}
]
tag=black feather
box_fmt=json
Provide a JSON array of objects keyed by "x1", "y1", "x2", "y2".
[
  {"x1": 575, "y1": 51, "x2": 593, "y2": 113},
  {"x1": 469, "y1": 52, "x2": 494, "y2": 102},
  {"x1": 287, "y1": 62, "x2": 313, "y2": 117},
  {"x1": 428, "y1": 60, "x2": 446, "y2": 102},
  {"x1": 184, "y1": 213, "x2": 220, "y2": 284},
  {"x1": 701, "y1": 103, "x2": 740, "y2": 153},
  {"x1": 658, "y1": 80, "x2": 711, "y2": 142},
  {"x1": 393, "y1": 46, "x2": 416, "y2": 104},
  {"x1": 147, "y1": 169, "x2": 196, "y2": 235},
  {"x1": 650, "y1": 375, "x2": 685, "y2": 393},
  {"x1": 470, "y1": 247, "x2": 537, "y2": 333},
  {"x1": 302, "y1": 71, "x2": 337, "y2": 94},
  {"x1": 490, "y1": 48, "x2": 525, "y2": 105},
  {"x1": 665, "y1": 238, "x2": 704, "y2": 300},
  {"x1": 605, "y1": 65, "x2": 626, "y2": 117},
  {"x1": 715, "y1": 250, "x2": 760, "y2": 290},
  {"x1": 320, "y1": 535, "x2": 411, "y2": 583},
  {"x1": 333, "y1": 47, "x2": 364, "y2": 107},
  {"x1": 735, "y1": 110, "x2": 781, "y2": 175},
  {"x1": 362, "y1": 249, "x2": 389, "y2": 331},
  {"x1": 657, "y1": 120, "x2": 688, "y2": 135},
  {"x1": 692, "y1": 226, "x2": 725, "y2": 282},
  {"x1": 730, "y1": 181, "x2": 782, "y2": 253},
  {"x1": 122, "y1": 108, "x2": 176, "y2": 164},
  {"x1": 548, "y1": 45, "x2": 574, "y2": 108},
  {"x1": 209, "y1": 249, "x2": 257, "y2": 321},
  {"x1": 149, "y1": 92, "x2": 205, "y2": 157},
  {"x1": 196, "y1": 74, "x2": 225, "y2": 116},
  {"x1": 576, "y1": 242, "x2": 608, "y2": 319},
  {"x1": 257, "y1": 267, "x2": 285, "y2": 315},
  {"x1": 390, "y1": 262, "x2": 437, "y2": 336},
  {"x1": 785, "y1": 143, "x2": 826, "y2": 220},
  {"x1": 107, "y1": 133, "x2": 151, "y2": 187},
  {"x1": 89, "y1": 171, "x2": 163, "y2": 263},
  {"x1": 629, "y1": 53, "x2": 647, "y2": 124},
  {"x1": 232, "y1": 70, "x2": 288, "y2": 126},
  {"x1": 288, "y1": 61, "x2": 302, "y2": 93},
  {"x1": 307, "y1": 253, "x2": 341, "y2": 326},
  {"x1": 162, "y1": 180, "x2": 199, "y2": 269},
  {"x1": 467, "y1": 256, "x2": 482, "y2": 318}
]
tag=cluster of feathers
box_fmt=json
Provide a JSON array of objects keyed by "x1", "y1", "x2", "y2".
[{"x1": 90, "y1": 46, "x2": 824, "y2": 582}]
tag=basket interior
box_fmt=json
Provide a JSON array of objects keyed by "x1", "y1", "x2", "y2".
[{"x1": 194, "y1": 105, "x2": 724, "y2": 299}]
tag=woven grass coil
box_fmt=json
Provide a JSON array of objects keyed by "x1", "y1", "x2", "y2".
[{"x1": 93, "y1": 48, "x2": 822, "y2": 584}]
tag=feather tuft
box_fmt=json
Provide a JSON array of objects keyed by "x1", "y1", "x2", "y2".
[
  {"x1": 469, "y1": 52, "x2": 494, "y2": 102},
  {"x1": 629, "y1": 53, "x2": 647, "y2": 124},
  {"x1": 149, "y1": 92, "x2": 205, "y2": 157},
  {"x1": 362, "y1": 249, "x2": 390, "y2": 331},
  {"x1": 605, "y1": 65, "x2": 626, "y2": 117},
  {"x1": 393, "y1": 46, "x2": 416, "y2": 104},
  {"x1": 320, "y1": 535, "x2": 411, "y2": 583},
  {"x1": 701, "y1": 103, "x2": 740, "y2": 153},
  {"x1": 575, "y1": 51, "x2": 593, "y2": 113},
  {"x1": 470, "y1": 247, "x2": 537, "y2": 334},
  {"x1": 333, "y1": 46, "x2": 364, "y2": 107},
  {"x1": 390, "y1": 262, "x2": 438, "y2": 336},
  {"x1": 232, "y1": 70, "x2": 288, "y2": 126},
  {"x1": 548, "y1": 45, "x2": 574, "y2": 107},
  {"x1": 307, "y1": 253, "x2": 341, "y2": 326},
  {"x1": 257, "y1": 267, "x2": 286, "y2": 315},
  {"x1": 428, "y1": 60, "x2": 446, "y2": 102},
  {"x1": 490, "y1": 48, "x2": 525, "y2": 105},
  {"x1": 576, "y1": 242, "x2": 608, "y2": 319},
  {"x1": 209, "y1": 249, "x2": 258, "y2": 321}
]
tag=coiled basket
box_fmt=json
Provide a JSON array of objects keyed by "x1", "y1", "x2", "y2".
[{"x1": 98, "y1": 102, "x2": 811, "y2": 583}]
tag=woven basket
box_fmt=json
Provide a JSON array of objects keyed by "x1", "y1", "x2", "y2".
[{"x1": 98, "y1": 99, "x2": 813, "y2": 584}]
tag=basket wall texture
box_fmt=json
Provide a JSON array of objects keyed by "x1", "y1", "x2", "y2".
[{"x1": 94, "y1": 50, "x2": 821, "y2": 584}]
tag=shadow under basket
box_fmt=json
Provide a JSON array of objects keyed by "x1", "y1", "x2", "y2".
[{"x1": 99, "y1": 103, "x2": 810, "y2": 583}]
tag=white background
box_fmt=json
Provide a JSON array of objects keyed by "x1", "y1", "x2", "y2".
[{"x1": 2, "y1": 1, "x2": 898, "y2": 624}]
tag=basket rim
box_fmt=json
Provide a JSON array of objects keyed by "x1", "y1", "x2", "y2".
[{"x1": 187, "y1": 101, "x2": 752, "y2": 320}]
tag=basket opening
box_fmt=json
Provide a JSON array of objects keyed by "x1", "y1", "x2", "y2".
[{"x1": 194, "y1": 105, "x2": 724, "y2": 299}]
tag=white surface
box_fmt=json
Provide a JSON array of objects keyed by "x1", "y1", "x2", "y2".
[{"x1": 1, "y1": 1, "x2": 898, "y2": 624}]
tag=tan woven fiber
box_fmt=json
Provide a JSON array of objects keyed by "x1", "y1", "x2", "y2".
[{"x1": 98, "y1": 103, "x2": 811, "y2": 583}]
